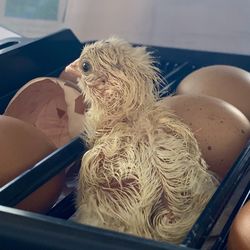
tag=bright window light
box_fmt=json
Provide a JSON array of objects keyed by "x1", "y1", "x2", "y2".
[{"x1": 5, "y1": 0, "x2": 60, "y2": 21}]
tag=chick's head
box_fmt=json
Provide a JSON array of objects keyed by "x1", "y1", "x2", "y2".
[{"x1": 78, "y1": 37, "x2": 161, "y2": 117}]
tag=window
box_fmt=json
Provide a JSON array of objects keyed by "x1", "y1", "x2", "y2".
[{"x1": 0, "y1": 0, "x2": 68, "y2": 37}]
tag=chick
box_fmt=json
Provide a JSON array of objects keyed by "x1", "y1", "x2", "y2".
[{"x1": 76, "y1": 37, "x2": 218, "y2": 244}]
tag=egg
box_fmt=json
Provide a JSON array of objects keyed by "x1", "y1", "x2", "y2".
[
  {"x1": 5, "y1": 77, "x2": 85, "y2": 148},
  {"x1": 0, "y1": 115, "x2": 65, "y2": 213},
  {"x1": 176, "y1": 65, "x2": 250, "y2": 120},
  {"x1": 162, "y1": 95, "x2": 250, "y2": 179},
  {"x1": 228, "y1": 201, "x2": 250, "y2": 250}
]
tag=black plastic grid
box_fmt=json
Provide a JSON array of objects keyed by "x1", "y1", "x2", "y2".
[{"x1": 0, "y1": 29, "x2": 249, "y2": 250}]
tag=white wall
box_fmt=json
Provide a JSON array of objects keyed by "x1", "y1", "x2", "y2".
[
  {"x1": 65, "y1": 0, "x2": 250, "y2": 54},
  {"x1": 1, "y1": 0, "x2": 249, "y2": 55}
]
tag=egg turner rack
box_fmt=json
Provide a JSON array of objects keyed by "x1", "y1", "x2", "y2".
[{"x1": 0, "y1": 29, "x2": 249, "y2": 250}]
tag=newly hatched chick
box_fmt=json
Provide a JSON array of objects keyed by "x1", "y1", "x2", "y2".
[{"x1": 76, "y1": 37, "x2": 218, "y2": 244}]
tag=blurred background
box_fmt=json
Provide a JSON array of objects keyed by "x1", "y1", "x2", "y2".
[{"x1": 0, "y1": 0, "x2": 249, "y2": 54}]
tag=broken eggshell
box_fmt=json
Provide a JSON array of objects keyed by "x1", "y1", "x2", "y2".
[
  {"x1": 5, "y1": 77, "x2": 85, "y2": 148},
  {"x1": 0, "y1": 115, "x2": 65, "y2": 213}
]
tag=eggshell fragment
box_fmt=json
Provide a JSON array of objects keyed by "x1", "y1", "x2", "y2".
[
  {"x1": 162, "y1": 95, "x2": 250, "y2": 179},
  {"x1": 5, "y1": 77, "x2": 85, "y2": 148},
  {"x1": 176, "y1": 65, "x2": 250, "y2": 120},
  {"x1": 0, "y1": 115, "x2": 65, "y2": 213},
  {"x1": 228, "y1": 201, "x2": 250, "y2": 250}
]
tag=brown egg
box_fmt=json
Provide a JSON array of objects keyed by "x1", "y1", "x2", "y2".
[
  {"x1": 59, "y1": 59, "x2": 81, "y2": 84},
  {"x1": 0, "y1": 115, "x2": 65, "y2": 213},
  {"x1": 176, "y1": 65, "x2": 250, "y2": 120},
  {"x1": 162, "y1": 95, "x2": 250, "y2": 179},
  {"x1": 228, "y1": 201, "x2": 250, "y2": 250},
  {"x1": 5, "y1": 77, "x2": 85, "y2": 148}
]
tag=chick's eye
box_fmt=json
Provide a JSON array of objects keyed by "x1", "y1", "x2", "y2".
[{"x1": 82, "y1": 61, "x2": 92, "y2": 74}]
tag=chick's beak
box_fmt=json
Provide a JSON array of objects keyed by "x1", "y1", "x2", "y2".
[{"x1": 65, "y1": 59, "x2": 82, "y2": 79}]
